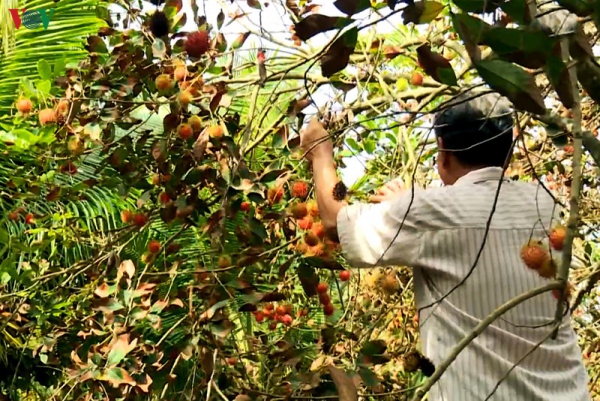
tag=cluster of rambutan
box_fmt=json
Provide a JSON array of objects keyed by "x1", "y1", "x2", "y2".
[
  {"x1": 316, "y1": 282, "x2": 335, "y2": 316},
  {"x1": 7, "y1": 207, "x2": 34, "y2": 225},
  {"x1": 289, "y1": 197, "x2": 340, "y2": 259},
  {"x1": 252, "y1": 303, "x2": 307, "y2": 330},
  {"x1": 520, "y1": 224, "x2": 571, "y2": 300}
]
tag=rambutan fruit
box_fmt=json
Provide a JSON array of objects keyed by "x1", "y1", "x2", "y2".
[
  {"x1": 60, "y1": 161, "x2": 78, "y2": 175},
  {"x1": 304, "y1": 232, "x2": 320, "y2": 247},
  {"x1": 339, "y1": 270, "x2": 350, "y2": 281},
  {"x1": 149, "y1": 10, "x2": 170, "y2": 37},
  {"x1": 155, "y1": 74, "x2": 173, "y2": 93},
  {"x1": 268, "y1": 187, "x2": 284, "y2": 204},
  {"x1": 218, "y1": 255, "x2": 231, "y2": 269},
  {"x1": 282, "y1": 314, "x2": 293, "y2": 326},
  {"x1": 538, "y1": 259, "x2": 557, "y2": 279},
  {"x1": 332, "y1": 181, "x2": 347, "y2": 201},
  {"x1": 289, "y1": 203, "x2": 308, "y2": 219},
  {"x1": 520, "y1": 240, "x2": 549, "y2": 270},
  {"x1": 292, "y1": 181, "x2": 309, "y2": 199},
  {"x1": 185, "y1": 30, "x2": 210, "y2": 58},
  {"x1": 318, "y1": 292, "x2": 330, "y2": 305},
  {"x1": 174, "y1": 66, "x2": 188, "y2": 82},
  {"x1": 67, "y1": 136, "x2": 84, "y2": 155},
  {"x1": 549, "y1": 225, "x2": 566, "y2": 251},
  {"x1": 121, "y1": 210, "x2": 133, "y2": 224},
  {"x1": 311, "y1": 222, "x2": 325, "y2": 238},
  {"x1": 188, "y1": 115, "x2": 202, "y2": 132},
  {"x1": 148, "y1": 240, "x2": 161, "y2": 254},
  {"x1": 307, "y1": 200, "x2": 319, "y2": 217},
  {"x1": 178, "y1": 123, "x2": 193, "y2": 140},
  {"x1": 297, "y1": 216, "x2": 313, "y2": 230},
  {"x1": 159, "y1": 192, "x2": 171, "y2": 204},
  {"x1": 316, "y1": 282, "x2": 328, "y2": 294},
  {"x1": 133, "y1": 213, "x2": 148, "y2": 227},
  {"x1": 178, "y1": 90, "x2": 193, "y2": 106},
  {"x1": 56, "y1": 100, "x2": 69, "y2": 115},
  {"x1": 16, "y1": 98, "x2": 32, "y2": 114},
  {"x1": 240, "y1": 202, "x2": 251, "y2": 212},
  {"x1": 38, "y1": 108, "x2": 56, "y2": 125},
  {"x1": 323, "y1": 303, "x2": 334, "y2": 316},
  {"x1": 295, "y1": 241, "x2": 309, "y2": 254},
  {"x1": 208, "y1": 124, "x2": 223, "y2": 139},
  {"x1": 25, "y1": 213, "x2": 34, "y2": 225},
  {"x1": 381, "y1": 273, "x2": 399, "y2": 295},
  {"x1": 553, "y1": 282, "x2": 573, "y2": 300}
]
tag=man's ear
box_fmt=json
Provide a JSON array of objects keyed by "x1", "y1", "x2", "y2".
[{"x1": 436, "y1": 137, "x2": 450, "y2": 168}]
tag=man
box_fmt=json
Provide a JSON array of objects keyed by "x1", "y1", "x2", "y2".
[{"x1": 300, "y1": 92, "x2": 590, "y2": 400}]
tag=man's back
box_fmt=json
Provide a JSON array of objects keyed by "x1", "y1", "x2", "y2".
[
  {"x1": 410, "y1": 168, "x2": 590, "y2": 400},
  {"x1": 336, "y1": 167, "x2": 590, "y2": 400}
]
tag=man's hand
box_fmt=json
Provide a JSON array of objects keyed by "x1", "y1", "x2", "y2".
[
  {"x1": 300, "y1": 118, "x2": 334, "y2": 162},
  {"x1": 369, "y1": 178, "x2": 406, "y2": 203}
]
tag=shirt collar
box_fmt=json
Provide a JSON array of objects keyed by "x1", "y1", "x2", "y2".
[{"x1": 453, "y1": 167, "x2": 506, "y2": 186}]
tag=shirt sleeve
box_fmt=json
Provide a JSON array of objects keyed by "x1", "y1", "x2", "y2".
[{"x1": 336, "y1": 190, "x2": 423, "y2": 268}]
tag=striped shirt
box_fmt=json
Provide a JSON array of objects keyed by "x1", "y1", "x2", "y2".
[{"x1": 336, "y1": 167, "x2": 591, "y2": 400}]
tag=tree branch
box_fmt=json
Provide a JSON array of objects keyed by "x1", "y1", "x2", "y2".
[{"x1": 551, "y1": 36, "x2": 583, "y2": 339}]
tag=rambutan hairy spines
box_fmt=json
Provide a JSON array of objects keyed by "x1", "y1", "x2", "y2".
[
  {"x1": 149, "y1": 11, "x2": 170, "y2": 38},
  {"x1": 332, "y1": 181, "x2": 347, "y2": 201},
  {"x1": 185, "y1": 30, "x2": 210, "y2": 58},
  {"x1": 292, "y1": 181, "x2": 309, "y2": 199}
]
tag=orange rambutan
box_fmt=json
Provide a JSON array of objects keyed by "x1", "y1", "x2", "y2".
[
  {"x1": 289, "y1": 203, "x2": 308, "y2": 219},
  {"x1": 292, "y1": 181, "x2": 309, "y2": 199},
  {"x1": 297, "y1": 216, "x2": 313, "y2": 230},
  {"x1": 520, "y1": 240, "x2": 549, "y2": 271},
  {"x1": 549, "y1": 225, "x2": 566, "y2": 251}
]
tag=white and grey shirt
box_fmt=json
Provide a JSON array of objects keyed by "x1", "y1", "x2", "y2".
[{"x1": 337, "y1": 167, "x2": 591, "y2": 401}]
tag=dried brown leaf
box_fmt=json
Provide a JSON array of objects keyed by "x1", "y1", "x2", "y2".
[{"x1": 328, "y1": 365, "x2": 358, "y2": 401}]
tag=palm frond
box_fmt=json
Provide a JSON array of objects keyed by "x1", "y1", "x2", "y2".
[{"x1": 0, "y1": 0, "x2": 108, "y2": 112}]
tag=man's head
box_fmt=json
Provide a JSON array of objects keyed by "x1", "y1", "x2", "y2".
[{"x1": 433, "y1": 92, "x2": 514, "y2": 185}]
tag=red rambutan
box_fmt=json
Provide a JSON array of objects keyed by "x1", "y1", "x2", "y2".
[{"x1": 185, "y1": 31, "x2": 210, "y2": 58}]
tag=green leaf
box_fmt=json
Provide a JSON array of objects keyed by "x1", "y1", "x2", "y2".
[
  {"x1": 363, "y1": 139, "x2": 375, "y2": 154},
  {"x1": 346, "y1": 137, "x2": 360, "y2": 151},
  {"x1": 403, "y1": 1, "x2": 445, "y2": 24},
  {"x1": 37, "y1": 60, "x2": 52, "y2": 80},
  {"x1": 334, "y1": 0, "x2": 372, "y2": 15},
  {"x1": 259, "y1": 168, "x2": 287, "y2": 183},
  {"x1": 36, "y1": 80, "x2": 51, "y2": 97},
  {"x1": 544, "y1": 56, "x2": 574, "y2": 109},
  {"x1": 249, "y1": 217, "x2": 267, "y2": 240},
  {"x1": 500, "y1": 0, "x2": 533, "y2": 24},
  {"x1": 103, "y1": 367, "x2": 136, "y2": 386},
  {"x1": 481, "y1": 27, "x2": 555, "y2": 69},
  {"x1": 217, "y1": 10, "x2": 225, "y2": 30},
  {"x1": 297, "y1": 263, "x2": 320, "y2": 297},
  {"x1": 451, "y1": 13, "x2": 490, "y2": 46},
  {"x1": 437, "y1": 67, "x2": 458, "y2": 86},
  {"x1": 54, "y1": 58, "x2": 65, "y2": 76},
  {"x1": 474, "y1": 59, "x2": 546, "y2": 115},
  {"x1": 107, "y1": 348, "x2": 125, "y2": 366}
]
